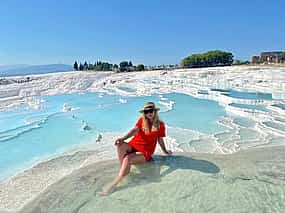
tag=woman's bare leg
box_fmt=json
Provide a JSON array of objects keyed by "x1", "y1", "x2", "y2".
[
  {"x1": 118, "y1": 152, "x2": 146, "y2": 178},
  {"x1": 116, "y1": 142, "x2": 133, "y2": 165},
  {"x1": 101, "y1": 153, "x2": 146, "y2": 195}
]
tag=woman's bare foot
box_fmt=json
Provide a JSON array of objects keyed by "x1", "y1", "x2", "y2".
[{"x1": 98, "y1": 184, "x2": 116, "y2": 196}]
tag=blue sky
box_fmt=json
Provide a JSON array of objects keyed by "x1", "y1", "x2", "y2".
[{"x1": 0, "y1": 0, "x2": 284, "y2": 65}]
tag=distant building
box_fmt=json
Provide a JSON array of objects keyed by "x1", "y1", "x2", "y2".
[
  {"x1": 252, "y1": 51, "x2": 285, "y2": 64},
  {"x1": 252, "y1": 56, "x2": 260, "y2": 64}
]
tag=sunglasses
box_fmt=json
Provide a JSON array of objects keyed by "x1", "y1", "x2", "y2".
[{"x1": 144, "y1": 109, "x2": 154, "y2": 114}]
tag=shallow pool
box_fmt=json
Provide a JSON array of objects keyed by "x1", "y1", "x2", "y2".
[
  {"x1": 223, "y1": 90, "x2": 272, "y2": 100},
  {"x1": 0, "y1": 92, "x2": 227, "y2": 180},
  {"x1": 0, "y1": 89, "x2": 284, "y2": 180}
]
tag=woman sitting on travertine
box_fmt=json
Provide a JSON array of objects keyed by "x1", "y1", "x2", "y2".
[{"x1": 102, "y1": 102, "x2": 172, "y2": 195}]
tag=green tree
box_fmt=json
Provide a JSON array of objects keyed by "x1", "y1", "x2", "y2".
[
  {"x1": 79, "y1": 63, "x2": 84, "y2": 71},
  {"x1": 181, "y1": 50, "x2": 234, "y2": 68},
  {"x1": 137, "y1": 64, "x2": 145, "y2": 71},
  {"x1": 88, "y1": 63, "x2": 94, "y2": 70},
  {"x1": 119, "y1": 61, "x2": 129, "y2": 72},
  {"x1": 74, "y1": 61, "x2": 78, "y2": 70},
  {"x1": 113, "y1": 64, "x2": 119, "y2": 70},
  {"x1": 83, "y1": 61, "x2": 88, "y2": 70},
  {"x1": 102, "y1": 62, "x2": 112, "y2": 71},
  {"x1": 90, "y1": 61, "x2": 114, "y2": 71}
]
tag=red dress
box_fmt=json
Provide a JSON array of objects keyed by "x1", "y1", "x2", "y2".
[{"x1": 129, "y1": 117, "x2": 166, "y2": 161}]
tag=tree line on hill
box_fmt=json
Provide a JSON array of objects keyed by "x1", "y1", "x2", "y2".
[
  {"x1": 73, "y1": 50, "x2": 249, "y2": 72},
  {"x1": 73, "y1": 61, "x2": 145, "y2": 72},
  {"x1": 181, "y1": 50, "x2": 234, "y2": 68}
]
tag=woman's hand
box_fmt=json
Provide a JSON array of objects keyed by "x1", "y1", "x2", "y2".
[
  {"x1": 114, "y1": 127, "x2": 138, "y2": 146},
  {"x1": 164, "y1": 150, "x2": 172, "y2": 155},
  {"x1": 114, "y1": 138, "x2": 124, "y2": 146}
]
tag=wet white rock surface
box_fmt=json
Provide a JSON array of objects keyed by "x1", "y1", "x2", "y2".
[{"x1": 18, "y1": 146, "x2": 285, "y2": 213}]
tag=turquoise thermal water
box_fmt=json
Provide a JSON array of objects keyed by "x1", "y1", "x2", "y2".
[
  {"x1": 229, "y1": 103, "x2": 268, "y2": 111},
  {"x1": 223, "y1": 90, "x2": 273, "y2": 100},
  {"x1": 0, "y1": 92, "x2": 226, "y2": 180}
]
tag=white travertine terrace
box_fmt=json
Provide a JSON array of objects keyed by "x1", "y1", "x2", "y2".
[
  {"x1": 0, "y1": 65, "x2": 285, "y2": 212},
  {"x1": 1, "y1": 66, "x2": 285, "y2": 111}
]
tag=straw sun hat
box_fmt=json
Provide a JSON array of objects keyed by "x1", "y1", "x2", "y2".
[{"x1": 139, "y1": 102, "x2": 160, "y2": 113}]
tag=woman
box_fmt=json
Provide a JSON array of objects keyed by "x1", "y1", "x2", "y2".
[{"x1": 102, "y1": 102, "x2": 172, "y2": 195}]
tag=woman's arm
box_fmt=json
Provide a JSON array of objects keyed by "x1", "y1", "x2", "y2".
[
  {"x1": 121, "y1": 127, "x2": 139, "y2": 140},
  {"x1": 158, "y1": 137, "x2": 172, "y2": 155},
  {"x1": 115, "y1": 127, "x2": 139, "y2": 145}
]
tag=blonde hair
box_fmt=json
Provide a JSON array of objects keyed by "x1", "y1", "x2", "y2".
[{"x1": 141, "y1": 110, "x2": 162, "y2": 134}]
